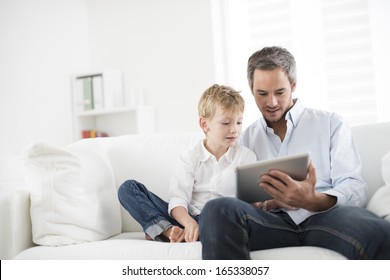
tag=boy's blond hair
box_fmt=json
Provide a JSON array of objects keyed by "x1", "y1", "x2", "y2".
[{"x1": 198, "y1": 84, "x2": 244, "y2": 119}]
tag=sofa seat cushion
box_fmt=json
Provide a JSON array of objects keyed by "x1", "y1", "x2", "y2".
[
  {"x1": 250, "y1": 246, "x2": 346, "y2": 260},
  {"x1": 20, "y1": 139, "x2": 121, "y2": 246},
  {"x1": 13, "y1": 232, "x2": 345, "y2": 260},
  {"x1": 14, "y1": 232, "x2": 202, "y2": 260}
]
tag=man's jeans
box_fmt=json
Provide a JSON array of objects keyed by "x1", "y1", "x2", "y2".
[
  {"x1": 118, "y1": 179, "x2": 197, "y2": 240},
  {"x1": 199, "y1": 197, "x2": 390, "y2": 259}
]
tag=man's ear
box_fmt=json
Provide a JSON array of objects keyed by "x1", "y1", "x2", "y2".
[
  {"x1": 291, "y1": 80, "x2": 297, "y2": 93},
  {"x1": 199, "y1": 117, "x2": 208, "y2": 133}
]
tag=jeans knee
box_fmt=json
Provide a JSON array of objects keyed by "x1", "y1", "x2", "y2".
[
  {"x1": 118, "y1": 179, "x2": 137, "y2": 200},
  {"x1": 200, "y1": 197, "x2": 246, "y2": 228},
  {"x1": 202, "y1": 197, "x2": 236, "y2": 216}
]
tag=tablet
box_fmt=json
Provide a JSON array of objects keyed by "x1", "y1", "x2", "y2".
[{"x1": 236, "y1": 152, "x2": 310, "y2": 203}]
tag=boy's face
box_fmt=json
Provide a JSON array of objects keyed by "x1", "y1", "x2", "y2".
[
  {"x1": 252, "y1": 67, "x2": 296, "y2": 127},
  {"x1": 201, "y1": 105, "x2": 243, "y2": 152}
]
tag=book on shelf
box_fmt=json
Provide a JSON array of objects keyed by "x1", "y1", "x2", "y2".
[
  {"x1": 82, "y1": 77, "x2": 93, "y2": 110},
  {"x1": 74, "y1": 70, "x2": 123, "y2": 112},
  {"x1": 79, "y1": 75, "x2": 102, "y2": 111},
  {"x1": 92, "y1": 75, "x2": 104, "y2": 110},
  {"x1": 81, "y1": 130, "x2": 109, "y2": 139}
]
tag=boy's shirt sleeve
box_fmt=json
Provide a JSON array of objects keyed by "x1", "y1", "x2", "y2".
[{"x1": 167, "y1": 151, "x2": 196, "y2": 216}]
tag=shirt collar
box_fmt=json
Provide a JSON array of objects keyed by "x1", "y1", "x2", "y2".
[
  {"x1": 200, "y1": 139, "x2": 235, "y2": 163},
  {"x1": 224, "y1": 146, "x2": 235, "y2": 162},
  {"x1": 285, "y1": 98, "x2": 304, "y2": 127}
]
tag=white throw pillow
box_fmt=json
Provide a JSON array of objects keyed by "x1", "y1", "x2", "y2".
[
  {"x1": 382, "y1": 150, "x2": 390, "y2": 185},
  {"x1": 366, "y1": 186, "x2": 390, "y2": 222},
  {"x1": 21, "y1": 139, "x2": 121, "y2": 246},
  {"x1": 366, "y1": 150, "x2": 390, "y2": 222}
]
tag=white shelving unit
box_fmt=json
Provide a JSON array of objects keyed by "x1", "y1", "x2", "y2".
[
  {"x1": 71, "y1": 70, "x2": 155, "y2": 140},
  {"x1": 76, "y1": 106, "x2": 136, "y2": 117}
]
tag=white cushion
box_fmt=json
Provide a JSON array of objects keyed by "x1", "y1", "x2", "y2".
[
  {"x1": 366, "y1": 150, "x2": 390, "y2": 222},
  {"x1": 382, "y1": 150, "x2": 390, "y2": 185},
  {"x1": 20, "y1": 139, "x2": 121, "y2": 246},
  {"x1": 366, "y1": 186, "x2": 390, "y2": 222}
]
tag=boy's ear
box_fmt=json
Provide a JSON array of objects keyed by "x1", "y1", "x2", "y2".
[{"x1": 199, "y1": 117, "x2": 208, "y2": 133}]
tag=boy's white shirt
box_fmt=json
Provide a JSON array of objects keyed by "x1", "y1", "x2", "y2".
[{"x1": 168, "y1": 140, "x2": 256, "y2": 216}]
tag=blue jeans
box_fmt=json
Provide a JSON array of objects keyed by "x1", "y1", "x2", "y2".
[
  {"x1": 118, "y1": 179, "x2": 198, "y2": 240},
  {"x1": 199, "y1": 197, "x2": 390, "y2": 259}
]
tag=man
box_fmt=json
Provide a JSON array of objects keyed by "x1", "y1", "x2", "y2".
[{"x1": 198, "y1": 46, "x2": 390, "y2": 259}]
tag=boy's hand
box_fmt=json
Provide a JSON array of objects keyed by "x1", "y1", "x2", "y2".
[
  {"x1": 182, "y1": 219, "x2": 199, "y2": 242},
  {"x1": 170, "y1": 206, "x2": 199, "y2": 242}
]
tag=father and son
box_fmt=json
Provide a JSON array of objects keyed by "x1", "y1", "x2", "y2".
[{"x1": 118, "y1": 46, "x2": 390, "y2": 259}]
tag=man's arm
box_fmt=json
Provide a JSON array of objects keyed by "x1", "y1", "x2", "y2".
[{"x1": 324, "y1": 115, "x2": 367, "y2": 206}]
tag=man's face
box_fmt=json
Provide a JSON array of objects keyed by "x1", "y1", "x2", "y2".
[{"x1": 252, "y1": 67, "x2": 296, "y2": 126}]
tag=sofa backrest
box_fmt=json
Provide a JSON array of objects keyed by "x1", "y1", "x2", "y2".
[
  {"x1": 102, "y1": 122, "x2": 389, "y2": 233},
  {"x1": 351, "y1": 121, "x2": 390, "y2": 199},
  {"x1": 104, "y1": 133, "x2": 203, "y2": 232}
]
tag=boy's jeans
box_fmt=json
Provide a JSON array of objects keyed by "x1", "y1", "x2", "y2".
[{"x1": 118, "y1": 179, "x2": 197, "y2": 240}]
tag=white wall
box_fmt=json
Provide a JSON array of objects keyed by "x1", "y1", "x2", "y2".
[
  {"x1": 0, "y1": 0, "x2": 89, "y2": 157},
  {"x1": 0, "y1": 0, "x2": 216, "y2": 158},
  {"x1": 86, "y1": 0, "x2": 216, "y2": 133}
]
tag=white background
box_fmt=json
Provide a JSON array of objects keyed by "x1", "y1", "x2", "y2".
[
  {"x1": 0, "y1": 0, "x2": 389, "y2": 159},
  {"x1": 0, "y1": 0, "x2": 217, "y2": 157}
]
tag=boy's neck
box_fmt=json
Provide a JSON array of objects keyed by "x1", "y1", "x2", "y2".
[{"x1": 203, "y1": 140, "x2": 229, "y2": 161}]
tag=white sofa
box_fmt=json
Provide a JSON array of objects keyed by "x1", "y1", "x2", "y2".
[{"x1": 1, "y1": 122, "x2": 390, "y2": 260}]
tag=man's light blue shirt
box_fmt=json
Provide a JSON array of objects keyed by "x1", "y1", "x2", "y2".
[{"x1": 240, "y1": 99, "x2": 367, "y2": 224}]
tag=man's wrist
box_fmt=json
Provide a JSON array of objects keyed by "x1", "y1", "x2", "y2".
[{"x1": 307, "y1": 193, "x2": 337, "y2": 212}]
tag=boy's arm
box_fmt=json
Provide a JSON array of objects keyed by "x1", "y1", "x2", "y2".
[
  {"x1": 168, "y1": 150, "x2": 196, "y2": 217},
  {"x1": 170, "y1": 206, "x2": 198, "y2": 242}
]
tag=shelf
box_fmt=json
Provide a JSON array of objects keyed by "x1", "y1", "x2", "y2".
[
  {"x1": 72, "y1": 104, "x2": 155, "y2": 140},
  {"x1": 71, "y1": 70, "x2": 155, "y2": 140},
  {"x1": 76, "y1": 106, "x2": 136, "y2": 117}
]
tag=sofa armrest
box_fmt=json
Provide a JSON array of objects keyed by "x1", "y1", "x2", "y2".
[{"x1": 0, "y1": 188, "x2": 34, "y2": 259}]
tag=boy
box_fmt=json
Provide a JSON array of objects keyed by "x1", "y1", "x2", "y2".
[{"x1": 118, "y1": 84, "x2": 256, "y2": 242}]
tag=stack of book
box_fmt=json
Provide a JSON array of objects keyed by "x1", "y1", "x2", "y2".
[{"x1": 81, "y1": 130, "x2": 109, "y2": 139}]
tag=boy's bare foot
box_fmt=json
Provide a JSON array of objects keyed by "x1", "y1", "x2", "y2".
[
  {"x1": 169, "y1": 226, "x2": 184, "y2": 242},
  {"x1": 160, "y1": 226, "x2": 184, "y2": 242},
  {"x1": 145, "y1": 233, "x2": 153, "y2": 241}
]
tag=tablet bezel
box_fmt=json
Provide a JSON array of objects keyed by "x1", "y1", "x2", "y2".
[{"x1": 236, "y1": 152, "x2": 310, "y2": 203}]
